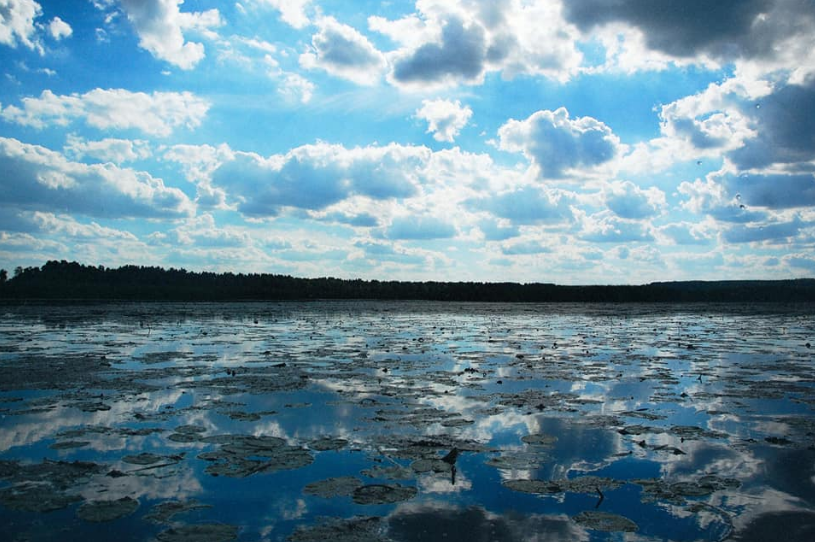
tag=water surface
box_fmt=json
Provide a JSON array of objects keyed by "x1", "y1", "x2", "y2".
[{"x1": 1, "y1": 302, "x2": 813, "y2": 541}]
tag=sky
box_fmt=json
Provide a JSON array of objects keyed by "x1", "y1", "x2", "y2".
[{"x1": 0, "y1": 0, "x2": 814, "y2": 284}]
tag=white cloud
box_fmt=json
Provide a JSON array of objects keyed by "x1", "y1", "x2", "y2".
[
  {"x1": 64, "y1": 134, "x2": 151, "y2": 163},
  {"x1": 498, "y1": 107, "x2": 621, "y2": 179},
  {"x1": 0, "y1": 137, "x2": 194, "y2": 218},
  {"x1": 570, "y1": 0, "x2": 815, "y2": 78},
  {"x1": 47, "y1": 15, "x2": 71, "y2": 40},
  {"x1": 603, "y1": 180, "x2": 665, "y2": 219},
  {"x1": 300, "y1": 16, "x2": 386, "y2": 86},
  {"x1": 258, "y1": 0, "x2": 312, "y2": 30},
  {"x1": 576, "y1": 209, "x2": 654, "y2": 243},
  {"x1": 378, "y1": 1, "x2": 583, "y2": 89},
  {"x1": 415, "y1": 98, "x2": 472, "y2": 142},
  {"x1": 211, "y1": 142, "x2": 431, "y2": 216},
  {"x1": 0, "y1": 0, "x2": 42, "y2": 51},
  {"x1": 279, "y1": 73, "x2": 315, "y2": 104},
  {"x1": 1, "y1": 88, "x2": 211, "y2": 136},
  {"x1": 385, "y1": 214, "x2": 457, "y2": 240},
  {"x1": 119, "y1": 0, "x2": 222, "y2": 69},
  {"x1": 467, "y1": 185, "x2": 574, "y2": 226}
]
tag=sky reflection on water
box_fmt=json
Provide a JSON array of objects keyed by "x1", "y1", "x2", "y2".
[{"x1": 0, "y1": 302, "x2": 813, "y2": 541}]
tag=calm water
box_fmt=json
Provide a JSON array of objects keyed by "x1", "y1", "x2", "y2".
[{"x1": 0, "y1": 302, "x2": 814, "y2": 541}]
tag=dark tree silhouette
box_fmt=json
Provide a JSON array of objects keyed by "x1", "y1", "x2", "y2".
[{"x1": 0, "y1": 260, "x2": 813, "y2": 303}]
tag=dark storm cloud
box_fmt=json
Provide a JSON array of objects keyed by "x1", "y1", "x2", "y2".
[
  {"x1": 730, "y1": 81, "x2": 815, "y2": 170},
  {"x1": 563, "y1": 0, "x2": 774, "y2": 58},
  {"x1": 392, "y1": 16, "x2": 488, "y2": 84},
  {"x1": 726, "y1": 173, "x2": 815, "y2": 209}
]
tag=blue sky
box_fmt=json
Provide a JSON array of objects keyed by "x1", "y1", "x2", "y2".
[{"x1": 1, "y1": 0, "x2": 814, "y2": 284}]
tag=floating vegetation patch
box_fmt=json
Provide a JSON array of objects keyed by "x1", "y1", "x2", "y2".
[
  {"x1": 308, "y1": 437, "x2": 349, "y2": 451},
  {"x1": 521, "y1": 434, "x2": 558, "y2": 446},
  {"x1": 77, "y1": 496, "x2": 139, "y2": 522},
  {"x1": 635, "y1": 476, "x2": 742, "y2": 504},
  {"x1": 122, "y1": 452, "x2": 165, "y2": 465},
  {"x1": 361, "y1": 465, "x2": 413, "y2": 480},
  {"x1": 669, "y1": 426, "x2": 728, "y2": 440},
  {"x1": 288, "y1": 516, "x2": 388, "y2": 542},
  {"x1": 410, "y1": 458, "x2": 452, "y2": 474},
  {"x1": 572, "y1": 510, "x2": 638, "y2": 532},
  {"x1": 504, "y1": 476, "x2": 623, "y2": 495},
  {"x1": 197, "y1": 435, "x2": 313, "y2": 477},
  {"x1": 156, "y1": 523, "x2": 239, "y2": 542},
  {"x1": 49, "y1": 440, "x2": 90, "y2": 450},
  {"x1": 144, "y1": 500, "x2": 213, "y2": 524},
  {"x1": 352, "y1": 484, "x2": 418, "y2": 505},
  {"x1": 0, "y1": 482, "x2": 83, "y2": 512},
  {"x1": 303, "y1": 476, "x2": 362, "y2": 498}
]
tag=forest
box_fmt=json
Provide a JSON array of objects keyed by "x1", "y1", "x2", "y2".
[{"x1": 1, "y1": 260, "x2": 814, "y2": 302}]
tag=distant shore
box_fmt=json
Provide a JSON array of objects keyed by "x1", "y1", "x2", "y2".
[{"x1": 1, "y1": 261, "x2": 814, "y2": 303}]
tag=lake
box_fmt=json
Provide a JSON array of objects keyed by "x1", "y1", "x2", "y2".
[{"x1": 0, "y1": 301, "x2": 813, "y2": 541}]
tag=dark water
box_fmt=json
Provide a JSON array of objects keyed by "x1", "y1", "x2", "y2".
[{"x1": 0, "y1": 302, "x2": 813, "y2": 541}]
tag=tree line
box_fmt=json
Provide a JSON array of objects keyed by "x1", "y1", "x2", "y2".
[{"x1": 1, "y1": 260, "x2": 814, "y2": 302}]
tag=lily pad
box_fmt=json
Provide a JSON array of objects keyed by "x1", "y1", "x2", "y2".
[
  {"x1": 572, "y1": 510, "x2": 638, "y2": 532},
  {"x1": 410, "y1": 459, "x2": 452, "y2": 473},
  {"x1": 77, "y1": 496, "x2": 139, "y2": 522},
  {"x1": 0, "y1": 482, "x2": 82, "y2": 512},
  {"x1": 156, "y1": 523, "x2": 238, "y2": 542},
  {"x1": 308, "y1": 437, "x2": 349, "y2": 451},
  {"x1": 521, "y1": 434, "x2": 558, "y2": 446},
  {"x1": 303, "y1": 476, "x2": 362, "y2": 498},
  {"x1": 199, "y1": 434, "x2": 313, "y2": 477},
  {"x1": 352, "y1": 484, "x2": 417, "y2": 505},
  {"x1": 49, "y1": 440, "x2": 90, "y2": 450},
  {"x1": 122, "y1": 452, "x2": 164, "y2": 465},
  {"x1": 288, "y1": 516, "x2": 388, "y2": 542},
  {"x1": 361, "y1": 465, "x2": 413, "y2": 480},
  {"x1": 144, "y1": 500, "x2": 213, "y2": 524}
]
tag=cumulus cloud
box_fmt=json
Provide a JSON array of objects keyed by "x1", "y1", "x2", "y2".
[
  {"x1": 64, "y1": 134, "x2": 151, "y2": 163},
  {"x1": 385, "y1": 215, "x2": 457, "y2": 240},
  {"x1": 211, "y1": 143, "x2": 430, "y2": 216},
  {"x1": 725, "y1": 173, "x2": 815, "y2": 209},
  {"x1": 415, "y1": 99, "x2": 472, "y2": 143},
  {"x1": 577, "y1": 210, "x2": 654, "y2": 243},
  {"x1": 659, "y1": 222, "x2": 713, "y2": 246},
  {"x1": 377, "y1": 1, "x2": 582, "y2": 88},
  {"x1": 603, "y1": 180, "x2": 665, "y2": 219},
  {"x1": 119, "y1": 0, "x2": 222, "y2": 69},
  {"x1": 0, "y1": 0, "x2": 41, "y2": 51},
  {"x1": 501, "y1": 239, "x2": 551, "y2": 255},
  {"x1": 498, "y1": 108, "x2": 621, "y2": 179},
  {"x1": 278, "y1": 73, "x2": 315, "y2": 104},
  {"x1": 300, "y1": 17, "x2": 386, "y2": 85},
  {"x1": 0, "y1": 137, "x2": 194, "y2": 218},
  {"x1": 1, "y1": 88, "x2": 210, "y2": 136},
  {"x1": 729, "y1": 80, "x2": 815, "y2": 170},
  {"x1": 723, "y1": 218, "x2": 804, "y2": 244},
  {"x1": 564, "y1": 0, "x2": 815, "y2": 73},
  {"x1": 478, "y1": 219, "x2": 519, "y2": 241},
  {"x1": 467, "y1": 186, "x2": 573, "y2": 225},
  {"x1": 391, "y1": 16, "x2": 488, "y2": 87},
  {"x1": 354, "y1": 240, "x2": 425, "y2": 265},
  {"x1": 259, "y1": 0, "x2": 312, "y2": 29},
  {"x1": 679, "y1": 176, "x2": 767, "y2": 223},
  {"x1": 47, "y1": 15, "x2": 71, "y2": 40}
]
